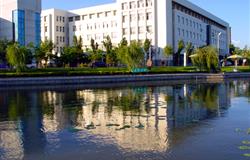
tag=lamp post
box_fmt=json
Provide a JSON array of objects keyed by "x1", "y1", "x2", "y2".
[{"x1": 217, "y1": 32, "x2": 222, "y2": 68}]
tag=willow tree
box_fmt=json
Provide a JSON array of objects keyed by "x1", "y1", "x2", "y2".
[
  {"x1": 185, "y1": 42, "x2": 194, "y2": 65},
  {"x1": 191, "y1": 46, "x2": 219, "y2": 72},
  {"x1": 117, "y1": 41, "x2": 144, "y2": 70},
  {"x1": 175, "y1": 40, "x2": 185, "y2": 66},
  {"x1": 6, "y1": 43, "x2": 27, "y2": 73}
]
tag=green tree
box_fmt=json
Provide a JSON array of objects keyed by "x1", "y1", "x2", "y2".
[
  {"x1": 185, "y1": 42, "x2": 194, "y2": 65},
  {"x1": 163, "y1": 45, "x2": 173, "y2": 58},
  {"x1": 0, "y1": 39, "x2": 13, "y2": 63},
  {"x1": 6, "y1": 43, "x2": 27, "y2": 72},
  {"x1": 117, "y1": 41, "x2": 144, "y2": 70},
  {"x1": 175, "y1": 40, "x2": 185, "y2": 66},
  {"x1": 103, "y1": 36, "x2": 117, "y2": 66},
  {"x1": 191, "y1": 46, "x2": 219, "y2": 72},
  {"x1": 35, "y1": 40, "x2": 54, "y2": 68},
  {"x1": 143, "y1": 38, "x2": 151, "y2": 59}
]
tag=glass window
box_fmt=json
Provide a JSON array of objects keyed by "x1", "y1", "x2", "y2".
[{"x1": 12, "y1": 9, "x2": 25, "y2": 46}]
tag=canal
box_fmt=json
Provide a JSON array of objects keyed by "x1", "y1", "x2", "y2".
[{"x1": 0, "y1": 80, "x2": 250, "y2": 160}]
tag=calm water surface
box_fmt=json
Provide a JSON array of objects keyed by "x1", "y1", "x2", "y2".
[{"x1": 0, "y1": 80, "x2": 250, "y2": 160}]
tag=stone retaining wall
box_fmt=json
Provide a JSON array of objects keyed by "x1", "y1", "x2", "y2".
[{"x1": 0, "y1": 73, "x2": 249, "y2": 86}]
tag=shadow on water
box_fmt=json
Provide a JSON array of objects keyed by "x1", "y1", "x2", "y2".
[{"x1": 0, "y1": 79, "x2": 250, "y2": 160}]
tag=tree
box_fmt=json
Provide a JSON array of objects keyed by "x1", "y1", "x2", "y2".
[
  {"x1": 6, "y1": 43, "x2": 27, "y2": 73},
  {"x1": 117, "y1": 41, "x2": 144, "y2": 70},
  {"x1": 229, "y1": 44, "x2": 236, "y2": 54},
  {"x1": 89, "y1": 39, "x2": 103, "y2": 63},
  {"x1": 185, "y1": 42, "x2": 194, "y2": 65},
  {"x1": 0, "y1": 39, "x2": 13, "y2": 64},
  {"x1": 191, "y1": 46, "x2": 219, "y2": 72},
  {"x1": 163, "y1": 45, "x2": 173, "y2": 58},
  {"x1": 143, "y1": 38, "x2": 151, "y2": 59},
  {"x1": 103, "y1": 36, "x2": 117, "y2": 66},
  {"x1": 175, "y1": 40, "x2": 185, "y2": 66},
  {"x1": 35, "y1": 40, "x2": 54, "y2": 68}
]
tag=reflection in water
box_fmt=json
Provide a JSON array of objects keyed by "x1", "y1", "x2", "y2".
[{"x1": 0, "y1": 80, "x2": 249, "y2": 159}]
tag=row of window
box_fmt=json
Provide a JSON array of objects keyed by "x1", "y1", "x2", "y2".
[
  {"x1": 121, "y1": 0, "x2": 153, "y2": 10},
  {"x1": 122, "y1": 26, "x2": 152, "y2": 35},
  {"x1": 122, "y1": 12, "x2": 152, "y2": 23},
  {"x1": 173, "y1": 2, "x2": 226, "y2": 30},
  {"x1": 177, "y1": 15, "x2": 203, "y2": 32},
  {"x1": 86, "y1": 32, "x2": 118, "y2": 41},
  {"x1": 56, "y1": 36, "x2": 65, "y2": 44},
  {"x1": 177, "y1": 28, "x2": 204, "y2": 41},
  {"x1": 69, "y1": 10, "x2": 117, "y2": 22},
  {"x1": 56, "y1": 26, "x2": 65, "y2": 32},
  {"x1": 72, "y1": 21, "x2": 117, "y2": 32}
]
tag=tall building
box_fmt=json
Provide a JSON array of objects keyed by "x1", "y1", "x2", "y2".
[
  {"x1": 41, "y1": 0, "x2": 231, "y2": 62},
  {"x1": 0, "y1": 0, "x2": 41, "y2": 46}
]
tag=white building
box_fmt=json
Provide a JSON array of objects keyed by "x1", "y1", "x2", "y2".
[{"x1": 41, "y1": 0, "x2": 231, "y2": 63}]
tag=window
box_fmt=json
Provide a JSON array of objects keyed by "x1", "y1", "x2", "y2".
[
  {"x1": 73, "y1": 25, "x2": 76, "y2": 32},
  {"x1": 146, "y1": 12, "x2": 152, "y2": 20},
  {"x1": 82, "y1": 15, "x2": 87, "y2": 20},
  {"x1": 130, "y1": 1, "x2": 136, "y2": 9},
  {"x1": 63, "y1": 17, "x2": 65, "y2": 22},
  {"x1": 130, "y1": 14, "x2": 136, "y2": 22},
  {"x1": 63, "y1": 36, "x2": 65, "y2": 42},
  {"x1": 60, "y1": 36, "x2": 62, "y2": 42},
  {"x1": 56, "y1": 36, "x2": 59, "y2": 44},
  {"x1": 60, "y1": 16, "x2": 62, "y2": 22},
  {"x1": 182, "y1": 17, "x2": 184, "y2": 25},
  {"x1": 138, "y1": 13, "x2": 144, "y2": 21},
  {"x1": 178, "y1": 28, "x2": 180, "y2": 36},
  {"x1": 182, "y1": 29, "x2": 185, "y2": 37},
  {"x1": 44, "y1": 16, "x2": 47, "y2": 22},
  {"x1": 123, "y1": 28, "x2": 128, "y2": 35},
  {"x1": 75, "y1": 16, "x2": 80, "y2": 21},
  {"x1": 130, "y1": 27, "x2": 136, "y2": 35},
  {"x1": 178, "y1": 15, "x2": 180, "y2": 23},
  {"x1": 56, "y1": 26, "x2": 59, "y2": 32},
  {"x1": 138, "y1": 26, "x2": 144, "y2": 34},
  {"x1": 69, "y1": 17, "x2": 73, "y2": 22},
  {"x1": 45, "y1": 26, "x2": 47, "y2": 32},
  {"x1": 122, "y1": 15, "x2": 127, "y2": 23},
  {"x1": 146, "y1": 26, "x2": 152, "y2": 33},
  {"x1": 63, "y1": 27, "x2": 65, "y2": 32},
  {"x1": 186, "y1": 31, "x2": 189, "y2": 38},
  {"x1": 56, "y1": 16, "x2": 59, "y2": 21},
  {"x1": 186, "y1": 18, "x2": 188, "y2": 26}
]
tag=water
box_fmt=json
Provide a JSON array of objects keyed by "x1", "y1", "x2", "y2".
[{"x1": 0, "y1": 80, "x2": 250, "y2": 160}]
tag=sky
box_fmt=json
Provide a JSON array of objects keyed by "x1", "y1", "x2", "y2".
[{"x1": 42, "y1": 0, "x2": 250, "y2": 49}]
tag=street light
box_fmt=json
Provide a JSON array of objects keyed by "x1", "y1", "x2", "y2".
[
  {"x1": 217, "y1": 32, "x2": 222, "y2": 68},
  {"x1": 217, "y1": 32, "x2": 222, "y2": 55}
]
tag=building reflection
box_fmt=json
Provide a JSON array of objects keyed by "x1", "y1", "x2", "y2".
[{"x1": 0, "y1": 81, "x2": 241, "y2": 157}]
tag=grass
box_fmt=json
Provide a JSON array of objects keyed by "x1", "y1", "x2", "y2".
[
  {"x1": 0, "y1": 66, "x2": 198, "y2": 78},
  {"x1": 221, "y1": 66, "x2": 250, "y2": 72},
  {"x1": 0, "y1": 66, "x2": 250, "y2": 78}
]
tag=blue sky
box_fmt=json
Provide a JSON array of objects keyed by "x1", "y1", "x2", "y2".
[{"x1": 42, "y1": 0, "x2": 250, "y2": 48}]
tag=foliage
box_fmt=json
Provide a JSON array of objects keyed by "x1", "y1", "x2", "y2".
[
  {"x1": 143, "y1": 38, "x2": 151, "y2": 59},
  {"x1": 175, "y1": 40, "x2": 185, "y2": 66},
  {"x1": 6, "y1": 43, "x2": 27, "y2": 72},
  {"x1": 0, "y1": 39, "x2": 13, "y2": 63},
  {"x1": 34, "y1": 40, "x2": 54, "y2": 68},
  {"x1": 117, "y1": 41, "x2": 144, "y2": 70},
  {"x1": 191, "y1": 46, "x2": 219, "y2": 72},
  {"x1": 163, "y1": 45, "x2": 173, "y2": 57},
  {"x1": 103, "y1": 36, "x2": 117, "y2": 66},
  {"x1": 185, "y1": 42, "x2": 194, "y2": 65}
]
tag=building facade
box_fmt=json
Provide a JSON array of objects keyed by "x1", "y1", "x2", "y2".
[
  {"x1": 0, "y1": 0, "x2": 41, "y2": 46},
  {"x1": 41, "y1": 0, "x2": 231, "y2": 62}
]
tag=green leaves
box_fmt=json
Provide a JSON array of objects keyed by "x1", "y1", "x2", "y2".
[
  {"x1": 117, "y1": 40, "x2": 144, "y2": 70},
  {"x1": 163, "y1": 45, "x2": 173, "y2": 57},
  {"x1": 6, "y1": 43, "x2": 27, "y2": 73},
  {"x1": 191, "y1": 46, "x2": 219, "y2": 72}
]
